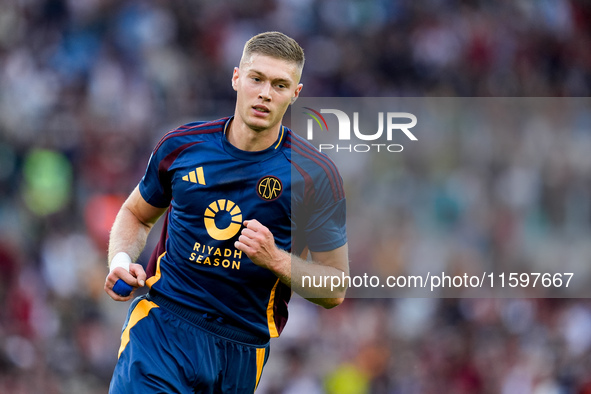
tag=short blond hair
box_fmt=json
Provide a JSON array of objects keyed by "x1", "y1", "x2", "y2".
[{"x1": 241, "y1": 31, "x2": 305, "y2": 71}]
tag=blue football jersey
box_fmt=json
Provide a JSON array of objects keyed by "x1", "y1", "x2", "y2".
[{"x1": 140, "y1": 117, "x2": 346, "y2": 339}]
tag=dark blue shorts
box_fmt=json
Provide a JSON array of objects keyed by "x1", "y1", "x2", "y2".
[{"x1": 109, "y1": 293, "x2": 270, "y2": 393}]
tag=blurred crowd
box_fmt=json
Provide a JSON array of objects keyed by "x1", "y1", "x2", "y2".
[{"x1": 0, "y1": 0, "x2": 590, "y2": 392}]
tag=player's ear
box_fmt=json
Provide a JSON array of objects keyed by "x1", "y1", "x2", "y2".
[
  {"x1": 232, "y1": 67, "x2": 239, "y2": 91},
  {"x1": 290, "y1": 83, "x2": 303, "y2": 105}
]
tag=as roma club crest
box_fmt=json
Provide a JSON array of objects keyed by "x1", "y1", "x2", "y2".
[{"x1": 257, "y1": 176, "x2": 282, "y2": 201}]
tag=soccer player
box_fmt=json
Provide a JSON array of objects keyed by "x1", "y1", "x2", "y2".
[{"x1": 104, "y1": 31, "x2": 348, "y2": 393}]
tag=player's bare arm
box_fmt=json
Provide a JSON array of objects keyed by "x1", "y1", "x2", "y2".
[
  {"x1": 235, "y1": 219, "x2": 349, "y2": 308},
  {"x1": 104, "y1": 186, "x2": 167, "y2": 301}
]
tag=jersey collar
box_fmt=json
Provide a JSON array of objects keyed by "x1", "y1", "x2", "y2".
[{"x1": 222, "y1": 117, "x2": 286, "y2": 161}]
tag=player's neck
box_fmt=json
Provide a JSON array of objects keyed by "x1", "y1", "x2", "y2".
[{"x1": 226, "y1": 118, "x2": 281, "y2": 152}]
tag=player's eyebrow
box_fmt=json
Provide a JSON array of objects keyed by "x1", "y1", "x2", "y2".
[{"x1": 249, "y1": 70, "x2": 292, "y2": 85}]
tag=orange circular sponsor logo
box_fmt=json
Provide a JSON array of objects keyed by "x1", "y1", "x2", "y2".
[{"x1": 203, "y1": 199, "x2": 242, "y2": 240}]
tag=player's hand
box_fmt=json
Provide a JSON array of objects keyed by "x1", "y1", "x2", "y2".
[
  {"x1": 104, "y1": 263, "x2": 146, "y2": 301},
  {"x1": 235, "y1": 219, "x2": 283, "y2": 272}
]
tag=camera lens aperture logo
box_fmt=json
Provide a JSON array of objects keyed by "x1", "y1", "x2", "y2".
[{"x1": 303, "y1": 107, "x2": 329, "y2": 137}]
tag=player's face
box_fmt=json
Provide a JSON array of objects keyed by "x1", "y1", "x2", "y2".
[{"x1": 233, "y1": 54, "x2": 303, "y2": 133}]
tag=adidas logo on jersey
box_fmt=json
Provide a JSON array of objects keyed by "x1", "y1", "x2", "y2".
[{"x1": 182, "y1": 167, "x2": 206, "y2": 185}]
